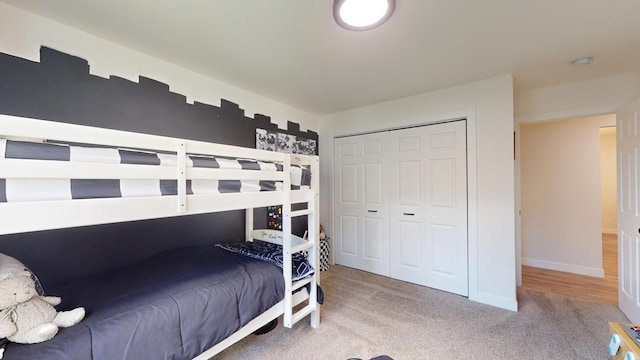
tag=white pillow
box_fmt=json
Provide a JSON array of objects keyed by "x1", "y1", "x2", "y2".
[
  {"x1": 0, "y1": 253, "x2": 45, "y2": 296},
  {"x1": 0, "y1": 253, "x2": 29, "y2": 281}
]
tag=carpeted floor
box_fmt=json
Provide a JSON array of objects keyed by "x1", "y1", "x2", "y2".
[{"x1": 215, "y1": 265, "x2": 629, "y2": 360}]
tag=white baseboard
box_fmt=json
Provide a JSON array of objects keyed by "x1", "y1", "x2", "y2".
[
  {"x1": 602, "y1": 228, "x2": 618, "y2": 235},
  {"x1": 470, "y1": 292, "x2": 518, "y2": 312},
  {"x1": 522, "y1": 258, "x2": 605, "y2": 278}
]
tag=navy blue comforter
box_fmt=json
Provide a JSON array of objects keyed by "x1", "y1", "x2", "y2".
[{"x1": 4, "y1": 245, "x2": 284, "y2": 360}]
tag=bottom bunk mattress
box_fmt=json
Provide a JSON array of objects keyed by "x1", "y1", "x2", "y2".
[{"x1": 3, "y1": 244, "x2": 285, "y2": 360}]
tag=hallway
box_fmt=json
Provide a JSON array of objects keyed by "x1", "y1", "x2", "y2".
[{"x1": 520, "y1": 234, "x2": 617, "y2": 305}]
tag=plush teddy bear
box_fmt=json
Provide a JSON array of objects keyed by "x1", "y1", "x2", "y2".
[{"x1": 0, "y1": 272, "x2": 85, "y2": 344}]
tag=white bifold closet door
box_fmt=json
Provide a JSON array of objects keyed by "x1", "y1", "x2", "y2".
[
  {"x1": 334, "y1": 120, "x2": 468, "y2": 296},
  {"x1": 334, "y1": 131, "x2": 390, "y2": 276},
  {"x1": 387, "y1": 122, "x2": 467, "y2": 296}
]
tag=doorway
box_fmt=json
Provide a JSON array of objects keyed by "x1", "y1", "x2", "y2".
[{"x1": 519, "y1": 114, "x2": 617, "y2": 304}]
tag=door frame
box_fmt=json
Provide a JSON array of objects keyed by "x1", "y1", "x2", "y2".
[{"x1": 331, "y1": 109, "x2": 480, "y2": 303}]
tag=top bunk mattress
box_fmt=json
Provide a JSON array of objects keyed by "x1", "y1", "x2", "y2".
[{"x1": 0, "y1": 139, "x2": 312, "y2": 203}]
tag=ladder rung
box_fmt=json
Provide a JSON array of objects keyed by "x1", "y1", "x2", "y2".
[
  {"x1": 291, "y1": 242, "x2": 314, "y2": 254},
  {"x1": 291, "y1": 209, "x2": 312, "y2": 217},
  {"x1": 292, "y1": 276, "x2": 314, "y2": 292},
  {"x1": 291, "y1": 303, "x2": 316, "y2": 325}
]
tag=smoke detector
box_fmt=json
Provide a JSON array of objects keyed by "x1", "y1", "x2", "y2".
[{"x1": 571, "y1": 56, "x2": 594, "y2": 66}]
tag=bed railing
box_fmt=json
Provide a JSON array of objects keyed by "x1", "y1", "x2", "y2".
[{"x1": 0, "y1": 114, "x2": 317, "y2": 235}]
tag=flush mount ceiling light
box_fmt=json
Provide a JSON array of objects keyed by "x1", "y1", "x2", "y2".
[
  {"x1": 334, "y1": 0, "x2": 396, "y2": 31},
  {"x1": 571, "y1": 56, "x2": 594, "y2": 66}
]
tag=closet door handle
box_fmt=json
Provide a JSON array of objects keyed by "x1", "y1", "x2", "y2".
[
  {"x1": 403, "y1": 212, "x2": 415, "y2": 216},
  {"x1": 367, "y1": 210, "x2": 378, "y2": 213}
]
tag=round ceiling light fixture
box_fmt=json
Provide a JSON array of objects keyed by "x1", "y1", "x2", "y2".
[{"x1": 333, "y1": 0, "x2": 396, "y2": 31}]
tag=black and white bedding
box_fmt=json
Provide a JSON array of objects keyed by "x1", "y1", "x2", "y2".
[
  {"x1": 0, "y1": 139, "x2": 311, "y2": 203},
  {"x1": 2, "y1": 244, "x2": 285, "y2": 360},
  {"x1": 217, "y1": 241, "x2": 325, "y2": 306},
  {"x1": 217, "y1": 240, "x2": 314, "y2": 281}
]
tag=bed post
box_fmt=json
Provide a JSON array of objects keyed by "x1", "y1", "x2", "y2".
[
  {"x1": 282, "y1": 156, "x2": 293, "y2": 328},
  {"x1": 309, "y1": 156, "x2": 320, "y2": 328},
  {"x1": 282, "y1": 155, "x2": 294, "y2": 327},
  {"x1": 177, "y1": 141, "x2": 187, "y2": 214},
  {"x1": 245, "y1": 208, "x2": 254, "y2": 242}
]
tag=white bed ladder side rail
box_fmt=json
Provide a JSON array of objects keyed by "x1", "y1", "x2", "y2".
[
  {"x1": 282, "y1": 155, "x2": 294, "y2": 328},
  {"x1": 309, "y1": 155, "x2": 320, "y2": 328},
  {"x1": 245, "y1": 208, "x2": 254, "y2": 242},
  {"x1": 307, "y1": 156, "x2": 320, "y2": 329},
  {"x1": 286, "y1": 194, "x2": 319, "y2": 327},
  {"x1": 177, "y1": 141, "x2": 187, "y2": 214},
  {"x1": 283, "y1": 155, "x2": 320, "y2": 328}
]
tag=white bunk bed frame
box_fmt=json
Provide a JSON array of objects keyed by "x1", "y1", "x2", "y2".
[{"x1": 0, "y1": 114, "x2": 320, "y2": 359}]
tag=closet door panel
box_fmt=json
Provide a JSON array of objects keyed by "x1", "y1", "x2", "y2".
[
  {"x1": 398, "y1": 160, "x2": 421, "y2": 207},
  {"x1": 398, "y1": 135, "x2": 421, "y2": 152},
  {"x1": 363, "y1": 161, "x2": 385, "y2": 264},
  {"x1": 364, "y1": 162, "x2": 383, "y2": 205},
  {"x1": 359, "y1": 134, "x2": 389, "y2": 275},
  {"x1": 360, "y1": 212, "x2": 389, "y2": 274},
  {"x1": 339, "y1": 215, "x2": 358, "y2": 256},
  {"x1": 334, "y1": 138, "x2": 361, "y2": 269},
  {"x1": 389, "y1": 131, "x2": 425, "y2": 283},
  {"x1": 392, "y1": 219, "x2": 424, "y2": 284},
  {"x1": 399, "y1": 221, "x2": 422, "y2": 267},
  {"x1": 423, "y1": 121, "x2": 468, "y2": 296},
  {"x1": 334, "y1": 134, "x2": 389, "y2": 276},
  {"x1": 339, "y1": 164, "x2": 358, "y2": 204},
  {"x1": 363, "y1": 217, "x2": 384, "y2": 260},
  {"x1": 430, "y1": 223, "x2": 457, "y2": 275},
  {"x1": 430, "y1": 158, "x2": 456, "y2": 208},
  {"x1": 363, "y1": 139, "x2": 383, "y2": 156}
]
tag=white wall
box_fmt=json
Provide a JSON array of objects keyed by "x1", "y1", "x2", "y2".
[
  {"x1": 521, "y1": 114, "x2": 615, "y2": 277},
  {"x1": 319, "y1": 75, "x2": 517, "y2": 311},
  {"x1": 0, "y1": 3, "x2": 318, "y2": 132},
  {"x1": 515, "y1": 71, "x2": 640, "y2": 123},
  {"x1": 600, "y1": 128, "x2": 617, "y2": 234}
]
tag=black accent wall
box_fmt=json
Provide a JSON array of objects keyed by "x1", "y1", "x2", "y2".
[{"x1": 0, "y1": 47, "x2": 318, "y2": 286}]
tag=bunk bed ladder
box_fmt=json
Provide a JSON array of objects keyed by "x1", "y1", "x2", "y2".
[
  {"x1": 282, "y1": 200, "x2": 318, "y2": 328},
  {"x1": 282, "y1": 156, "x2": 320, "y2": 329}
]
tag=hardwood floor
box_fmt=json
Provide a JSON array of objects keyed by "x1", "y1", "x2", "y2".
[{"x1": 520, "y1": 234, "x2": 618, "y2": 305}]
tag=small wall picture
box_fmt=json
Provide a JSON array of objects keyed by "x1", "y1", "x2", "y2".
[
  {"x1": 256, "y1": 128, "x2": 317, "y2": 156},
  {"x1": 256, "y1": 129, "x2": 276, "y2": 151},
  {"x1": 308, "y1": 139, "x2": 317, "y2": 155},
  {"x1": 267, "y1": 205, "x2": 282, "y2": 230},
  {"x1": 277, "y1": 133, "x2": 294, "y2": 154},
  {"x1": 292, "y1": 137, "x2": 310, "y2": 154}
]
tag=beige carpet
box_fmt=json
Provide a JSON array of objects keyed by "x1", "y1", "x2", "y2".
[{"x1": 215, "y1": 265, "x2": 629, "y2": 360}]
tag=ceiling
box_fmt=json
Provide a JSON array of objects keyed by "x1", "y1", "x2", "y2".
[{"x1": 3, "y1": 0, "x2": 640, "y2": 115}]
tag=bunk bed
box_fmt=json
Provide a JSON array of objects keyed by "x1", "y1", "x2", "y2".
[{"x1": 0, "y1": 113, "x2": 320, "y2": 359}]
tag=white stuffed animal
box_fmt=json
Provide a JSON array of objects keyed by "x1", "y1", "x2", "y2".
[{"x1": 0, "y1": 272, "x2": 85, "y2": 344}]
